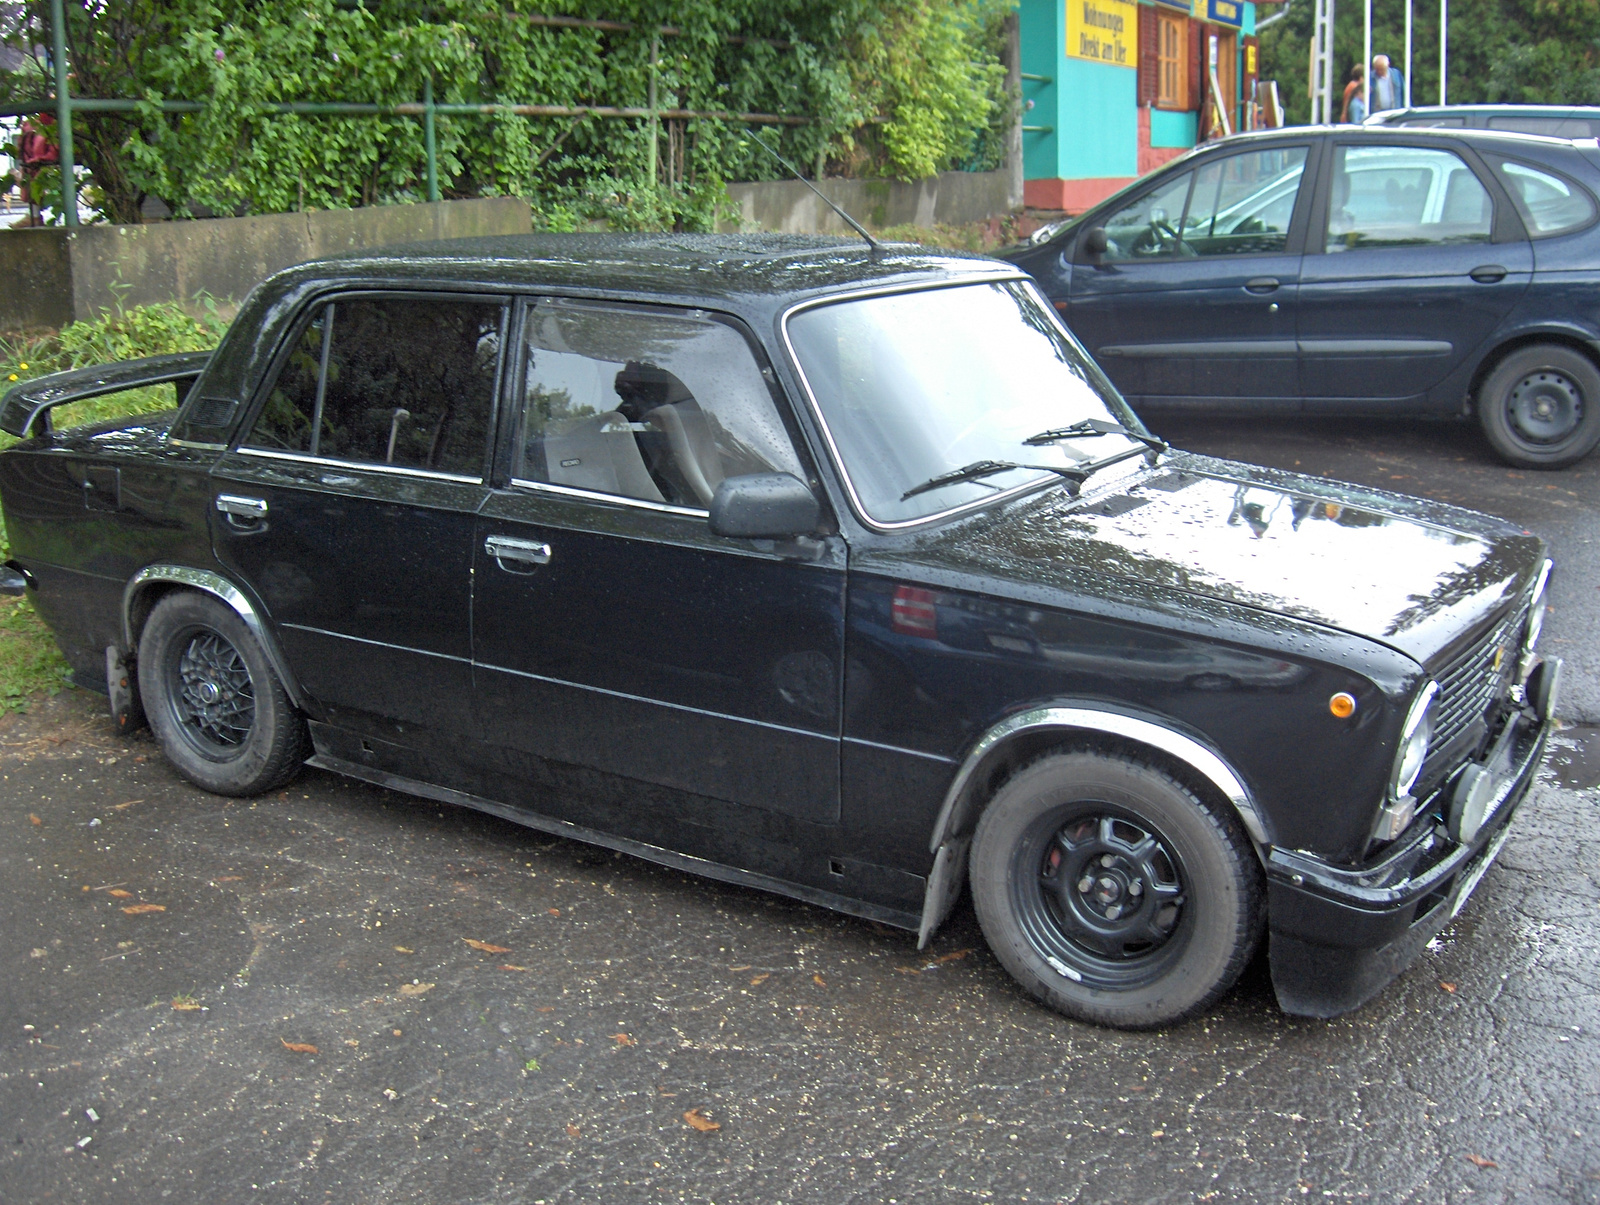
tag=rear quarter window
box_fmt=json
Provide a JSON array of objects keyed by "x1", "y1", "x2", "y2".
[{"x1": 1490, "y1": 157, "x2": 1599, "y2": 237}]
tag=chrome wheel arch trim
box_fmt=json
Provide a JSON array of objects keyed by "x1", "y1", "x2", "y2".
[
  {"x1": 122, "y1": 565, "x2": 310, "y2": 712},
  {"x1": 927, "y1": 706, "x2": 1269, "y2": 854}
]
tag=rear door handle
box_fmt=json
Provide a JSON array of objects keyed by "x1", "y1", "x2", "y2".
[
  {"x1": 485, "y1": 535, "x2": 552, "y2": 568},
  {"x1": 1244, "y1": 277, "x2": 1280, "y2": 294},
  {"x1": 1469, "y1": 264, "x2": 1508, "y2": 283}
]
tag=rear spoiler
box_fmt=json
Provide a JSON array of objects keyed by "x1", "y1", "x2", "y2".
[{"x1": 0, "y1": 351, "x2": 213, "y2": 439}]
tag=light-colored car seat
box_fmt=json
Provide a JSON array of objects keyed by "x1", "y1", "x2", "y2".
[
  {"x1": 646, "y1": 402, "x2": 725, "y2": 507},
  {"x1": 542, "y1": 410, "x2": 664, "y2": 502}
]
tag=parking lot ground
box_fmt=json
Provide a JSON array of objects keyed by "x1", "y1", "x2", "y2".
[{"x1": 1, "y1": 416, "x2": 1598, "y2": 1205}]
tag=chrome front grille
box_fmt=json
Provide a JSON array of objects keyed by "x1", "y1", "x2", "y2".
[{"x1": 1429, "y1": 596, "x2": 1530, "y2": 762}]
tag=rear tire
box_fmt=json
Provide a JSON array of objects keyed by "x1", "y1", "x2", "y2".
[
  {"x1": 1477, "y1": 344, "x2": 1600, "y2": 468},
  {"x1": 969, "y1": 750, "x2": 1262, "y2": 1029},
  {"x1": 138, "y1": 591, "x2": 308, "y2": 796}
]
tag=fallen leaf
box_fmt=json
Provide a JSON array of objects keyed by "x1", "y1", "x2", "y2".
[
  {"x1": 463, "y1": 939, "x2": 511, "y2": 954},
  {"x1": 1440, "y1": 981, "x2": 1458, "y2": 994},
  {"x1": 393, "y1": 946, "x2": 414, "y2": 954},
  {"x1": 935, "y1": 948, "x2": 975, "y2": 964},
  {"x1": 280, "y1": 1039, "x2": 318, "y2": 1054},
  {"x1": 399, "y1": 982, "x2": 435, "y2": 997},
  {"x1": 566, "y1": 1124, "x2": 580, "y2": 1137},
  {"x1": 812, "y1": 973, "x2": 826, "y2": 988},
  {"x1": 546, "y1": 908, "x2": 561, "y2": 917},
  {"x1": 894, "y1": 966, "x2": 921, "y2": 975},
  {"x1": 730, "y1": 964, "x2": 752, "y2": 972},
  {"x1": 107, "y1": 889, "x2": 133, "y2": 899},
  {"x1": 611, "y1": 1033, "x2": 635, "y2": 1046},
  {"x1": 122, "y1": 904, "x2": 165, "y2": 915},
  {"x1": 171, "y1": 999, "x2": 202, "y2": 1011},
  {"x1": 392, "y1": 1029, "x2": 403, "y2": 1036},
  {"x1": 112, "y1": 800, "x2": 144, "y2": 811},
  {"x1": 536, "y1": 1006, "x2": 555, "y2": 1013},
  {"x1": 1466, "y1": 1154, "x2": 1498, "y2": 1169},
  {"x1": 215, "y1": 875, "x2": 243, "y2": 882},
  {"x1": 28, "y1": 814, "x2": 41, "y2": 825},
  {"x1": 344, "y1": 1039, "x2": 360, "y2": 1047},
  {"x1": 683, "y1": 1108, "x2": 721, "y2": 1133},
  {"x1": 498, "y1": 964, "x2": 531, "y2": 972},
  {"x1": 749, "y1": 973, "x2": 770, "y2": 986}
]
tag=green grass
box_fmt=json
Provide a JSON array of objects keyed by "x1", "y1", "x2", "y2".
[{"x1": 1, "y1": 300, "x2": 229, "y2": 710}]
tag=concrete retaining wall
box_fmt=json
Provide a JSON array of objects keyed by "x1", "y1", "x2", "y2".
[
  {"x1": 1, "y1": 196, "x2": 532, "y2": 332},
  {"x1": 723, "y1": 169, "x2": 1016, "y2": 235}
]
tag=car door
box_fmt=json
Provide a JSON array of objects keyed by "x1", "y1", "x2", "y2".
[
  {"x1": 471, "y1": 298, "x2": 847, "y2": 832},
  {"x1": 1065, "y1": 142, "x2": 1313, "y2": 411},
  {"x1": 211, "y1": 291, "x2": 505, "y2": 739},
  {"x1": 1296, "y1": 140, "x2": 1533, "y2": 407}
]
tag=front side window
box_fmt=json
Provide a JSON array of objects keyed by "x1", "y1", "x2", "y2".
[
  {"x1": 1490, "y1": 157, "x2": 1597, "y2": 237},
  {"x1": 786, "y1": 281, "x2": 1148, "y2": 527},
  {"x1": 1182, "y1": 147, "x2": 1308, "y2": 256},
  {"x1": 245, "y1": 295, "x2": 503, "y2": 477},
  {"x1": 515, "y1": 302, "x2": 804, "y2": 509},
  {"x1": 1325, "y1": 145, "x2": 1493, "y2": 251},
  {"x1": 1099, "y1": 170, "x2": 1196, "y2": 261}
]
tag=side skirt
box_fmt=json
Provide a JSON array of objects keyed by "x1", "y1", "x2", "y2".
[{"x1": 307, "y1": 751, "x2": 921, "y2": 934}]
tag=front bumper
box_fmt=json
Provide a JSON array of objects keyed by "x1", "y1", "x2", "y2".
[{"x1": 1264, "y1": 704, "x2": 1551, "y2": 1018}]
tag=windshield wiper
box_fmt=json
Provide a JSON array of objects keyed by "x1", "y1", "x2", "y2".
[
  {"x1": 1023, "y1": 418, "x2": 1167, "y2": 454},
  {"x1": 900, "y1": 459, "x2": 1093, "y2": 502}
]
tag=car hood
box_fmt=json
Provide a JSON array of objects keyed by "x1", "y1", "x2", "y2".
[{"x1": 899, "y1": 453, "x2": 1544, "y2": 668}]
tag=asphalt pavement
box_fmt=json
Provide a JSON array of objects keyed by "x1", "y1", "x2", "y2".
[{"x1": 1, "y1": 412, "x2": 1597, "y2": 1204}]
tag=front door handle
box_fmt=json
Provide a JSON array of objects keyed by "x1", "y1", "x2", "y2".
[
  {"x1": 1244, "y1": 277, "x2": 1280, "y2": 294},
  {"x1": 1470, "y1": 264, "x2": 1508, "y2": 284},
  {"x1": 485, "y1": 535, "x2": 552, "y2": 568}
]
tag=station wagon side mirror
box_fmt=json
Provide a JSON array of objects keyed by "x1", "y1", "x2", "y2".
[
  {"x1": 708, "y1": 473, "x2": 821, "y2": 540},
  {"x1": 1083, "y1": 226, "x2": 1109, "y2": 256}
]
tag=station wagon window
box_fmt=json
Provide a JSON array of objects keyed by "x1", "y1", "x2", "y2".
[
  {"x1": 1098, "y1": 147, "x2": 1306, "y2": 260},
  {"x1": 244, "y1": 296, "x2": 503, "y2": 477},
  {"x1": 1487, "y1": 157, "x2": 1597, "y2": 237},
  {"x1": 1325, "y1": 145, "x2": 1492, "y2": 252},
  {"x1": 514, "y1": 301, "x2": 804, "y2": 509}
]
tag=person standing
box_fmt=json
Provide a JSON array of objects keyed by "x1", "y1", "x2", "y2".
[
  {"x1": 1370, "y1": 54, "x2": 1406, "y2": 114},
  {"x1": 1340, "y1": 64, "x2": 1366, "y2": 123}
]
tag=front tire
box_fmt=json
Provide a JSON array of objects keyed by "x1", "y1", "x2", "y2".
[
  {"x1": 1476, "y1": 344, "x2": 1600, "y2": 469},
  {"x1": 138, "y1": 591, "x2": 308, "y2": 796},
  {"x1": 969, "y1": 750, "x2": 1263, "y2": 1029}
]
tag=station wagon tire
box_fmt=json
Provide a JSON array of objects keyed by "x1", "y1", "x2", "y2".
[
  {"x1": 138, "y1": 591, "x2": 309, "y2": 796},
  {"x1": 969, "y1": 750, "x2": 1263, "y2": 1030},
  {"x1": 1476, "y1": 344, "x2": 1600, "y2": 469}
]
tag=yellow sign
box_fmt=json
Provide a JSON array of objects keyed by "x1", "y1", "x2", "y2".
[
  {"x1": 1066, "y1": 0, "x2": 1138, "y2": 68},
  {"x1": 1192, "y1": 0, "x2": 1244, "y2": 27}
]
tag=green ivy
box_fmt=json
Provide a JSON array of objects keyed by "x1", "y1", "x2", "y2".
[{"x1": 2, "y1": 2, "x2": 1015, "y2": 230}]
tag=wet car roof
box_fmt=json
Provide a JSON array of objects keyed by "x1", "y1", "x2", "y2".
[{"x1": 275, "y1": 232, "x2": 1016, "y2": 312}]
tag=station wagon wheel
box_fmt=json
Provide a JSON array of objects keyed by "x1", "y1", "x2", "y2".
[
  {"x1": 1477, "y1": 344, "x2": 1600, "y2": 469},
  {"x1": 969, "y1": 750, "x2": 1263, "y2": 1029},
  {"x1": 138, "y1": 591, "x2": 309, "y2": 796}
]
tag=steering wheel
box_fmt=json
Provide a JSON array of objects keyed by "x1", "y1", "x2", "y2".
[{"x1": 1151, "y1": 218, "x2": 1198, "y2": 257}]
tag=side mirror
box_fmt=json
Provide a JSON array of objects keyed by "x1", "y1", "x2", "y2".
[
  {"x1": 708, "y1": 473, "x2": 821, "y2": 540},
  {"x1": 1083, "y1": 226, "x2": 1109, "y2": 256}
]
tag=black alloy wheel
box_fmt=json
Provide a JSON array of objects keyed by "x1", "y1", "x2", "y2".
[
  {"x1": 1478, "y1": 344, "x2": 1600, "y2": 469},
  {"x1": 970, "y1": 750, "x2": 1263, "y2": 1029},
  {"x1": 138, "y1": 591, "x2": 309, "y2": 796}
]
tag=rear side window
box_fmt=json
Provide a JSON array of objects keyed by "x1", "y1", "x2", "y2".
[
  {"x1": 1487, "y1": 115, "x2": 1597, "y2": 138},
  {"x1": 245, "y1": 295, "x2": 504, "y2": 477},
  {"x1": 1325, "y1": 145, "x2": 1492, "y2": 251},
  {"x1": 1490, "y1": 157, "x2": 1598, "y2": 237}
]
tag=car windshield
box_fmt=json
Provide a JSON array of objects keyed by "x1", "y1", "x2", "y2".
[{"x1": 786, "y1": 280, "x2": 1147, "y2": 526}]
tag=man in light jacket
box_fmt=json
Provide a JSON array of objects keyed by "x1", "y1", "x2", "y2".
[{"x1": 1370, "y1": 55, "x2": 1406, "y2": 114}]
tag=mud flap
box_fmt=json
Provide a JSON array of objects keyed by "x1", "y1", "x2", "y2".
[
  {"x1": 917, "y1": 835, "x2": 971, "y2": 950},
  {"x1": 106, "y1": 645, "x2": 146, "y2": 734}
]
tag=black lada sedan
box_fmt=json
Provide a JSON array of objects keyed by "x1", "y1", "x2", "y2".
[
  {"x1": 1003, "y1": 125, "x2": 1600, "y2": 469},
  {"x1": 0, "y1": 235, "x2": 1559, "y2": 1029}
]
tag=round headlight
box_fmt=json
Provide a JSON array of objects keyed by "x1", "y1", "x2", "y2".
[
  {"x1": 1523, "y1": 560, "x2": 1553, "y2": 655},
  {"x1": 1391, "y1": 682, "x2": 1438, "y2": 799}
]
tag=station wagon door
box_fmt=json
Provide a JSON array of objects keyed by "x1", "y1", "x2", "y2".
[
  {"x1": 211, "y1": 292, "x2": 505, "y2": 740},
  {"x1": 1297, "y1": 142, "x2": 1532, "y2": 407},
  {"x1": 471, "y1": 299, "x2": 847, "y2": 831}
]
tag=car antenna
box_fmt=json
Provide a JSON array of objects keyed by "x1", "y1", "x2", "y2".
[{"x1": 741, "y1": 131, "x2": 884, "y2": 258}]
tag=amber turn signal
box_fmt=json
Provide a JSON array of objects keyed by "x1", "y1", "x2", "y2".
[{"x1": 1328, "y1": 692, "x2": 1357, "y2": 718}]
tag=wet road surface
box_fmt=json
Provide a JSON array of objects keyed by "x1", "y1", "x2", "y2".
[{"x1": 1, "y1": 414, "x2": 1598, "y2": 1204}]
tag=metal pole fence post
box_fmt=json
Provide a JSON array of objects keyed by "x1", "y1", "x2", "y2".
[
  {"x1": 1363, "y1": 0, "x2": 1372, "y2": 118},
  {"x1": 424, "y1": 77, "x2": 440, "y2": 202},
  {"x1": 50, "y1": 0, "x2": 77, "y2": 226},
  {"x1": 1405, "y1": 0, "x2": 1413, "y2": 108},
  {"x1": 1439, "y1": 0, "x2": 1448, "y2": 104}
]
